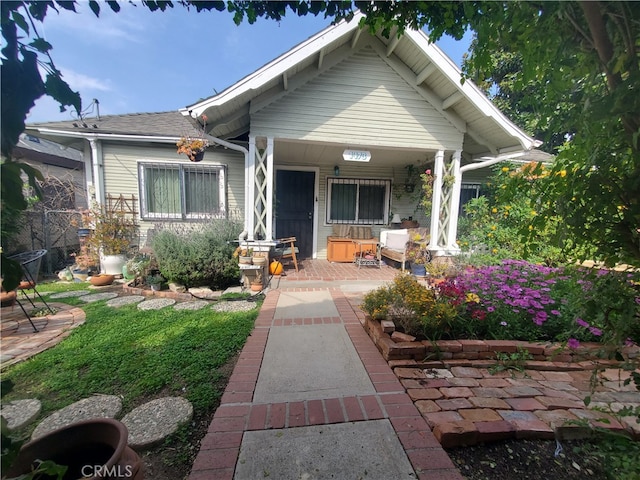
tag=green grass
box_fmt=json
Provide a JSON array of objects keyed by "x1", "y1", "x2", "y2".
[{"x1": 3, "y1": 284, "x2": 259, "y2": 418}]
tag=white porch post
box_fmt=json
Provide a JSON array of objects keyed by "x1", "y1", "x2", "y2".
[
  {"x1": 265, "y1": 137, "x2": 274, "y2": 241},
  {"x1": 446, "y1": 150, "x2": 462, "y2": 252},
  {"x1": 247, "y1": 135, "x2": 273, "y2": 241},
  {"x1": 428, "y1": 150, "x2": 445, "y2": 251},
  {"x1": 247, "y1": 136, "x2": 257, "y2": 239}
]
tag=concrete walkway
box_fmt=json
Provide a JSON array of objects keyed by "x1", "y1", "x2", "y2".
[{"x1": 189, "y1": 285, "x2": 462, "y2": 480}]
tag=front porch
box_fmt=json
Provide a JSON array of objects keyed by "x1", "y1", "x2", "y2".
[{"x1": 270, "y1": 258, "x2": 400, "y2": 284}]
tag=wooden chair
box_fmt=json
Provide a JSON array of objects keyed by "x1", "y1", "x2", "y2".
[{"x1": 273, "y1": 237, "x2": 299, "y2": 272}]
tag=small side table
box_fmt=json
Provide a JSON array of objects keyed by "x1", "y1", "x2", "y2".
[{"x1": 352, "y1": 238, "x2": 381, "y2": 269}]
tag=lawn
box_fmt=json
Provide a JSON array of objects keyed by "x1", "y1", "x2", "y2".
[{"x1": 2, "y1": 281, "x2": 260, "y2": 475}]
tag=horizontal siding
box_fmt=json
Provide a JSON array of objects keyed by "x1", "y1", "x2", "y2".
[
  {"x1": 253, "y1": 47, "x2": 462, "y2": 151},
  {"x1": 101, "y1": 143, "x2": 245, "y2": 240}
]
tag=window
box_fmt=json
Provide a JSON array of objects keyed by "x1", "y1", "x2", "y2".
[
  {"x1": 327, "y1": 178, "x2": 390, "y2": 224},
  {"x1": 459, "y1": 183, "x2": 482, "y2": 216},
  {"x1": 138, "y1": 162, "x2": 225, "y2": 220}
]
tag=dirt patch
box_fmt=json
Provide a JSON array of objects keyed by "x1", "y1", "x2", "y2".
[
  {"x1": 448, "y1": 438, "x2": 605, "y2": 479},
  {"x1": 138, "y1": 352, "x2": 239, "y2": 480}
]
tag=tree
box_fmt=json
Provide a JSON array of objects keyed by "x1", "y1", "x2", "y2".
[{"x1": 2, "y1": 2, "x2": 638, "y2": 273}]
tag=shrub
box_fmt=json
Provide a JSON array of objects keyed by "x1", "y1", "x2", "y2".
[
  {"x1": 151, "y1": 220, "x2": 242, "y2": 289},
  {"x1": 361, "y1": 274, "x2": 439, "y2": 337},
  {"x1": 457, "y1": 162, "x2": 568, "y2": 265},
  {"x1": 360, "y1": 286, "x2": 393, "y2": 320}
]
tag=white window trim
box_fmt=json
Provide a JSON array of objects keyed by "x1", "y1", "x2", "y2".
[
  {"x1": 326, "y1": 177, "x2": 391, "y2": 225},
  {"x1": 138, "y1": 161, "x2": 226, "y2": 221}
]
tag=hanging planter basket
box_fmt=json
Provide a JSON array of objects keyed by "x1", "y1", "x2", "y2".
[{"x1": 191, "y1": 150, "x2": 205, "y2": 162}]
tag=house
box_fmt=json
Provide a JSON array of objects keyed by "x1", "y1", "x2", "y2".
[
  {"x1": 26, "y1": 13, "x2": 539, "y2": 261},
  {"x1": 9, "y1": 134, "x2": 88, "y2": 268}
]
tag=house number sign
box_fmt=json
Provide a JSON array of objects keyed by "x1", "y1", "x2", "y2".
[{"x1": 342, "y1": 149, "x2": 371, "y2": 162}]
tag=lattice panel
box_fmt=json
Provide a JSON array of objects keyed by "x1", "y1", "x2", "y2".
[
  {"x1": 437, "y1": 158, "x2": 455, "y2": 247},
  {"x1": 253, "y1": 147, "x2": 268, "y2": 238}
]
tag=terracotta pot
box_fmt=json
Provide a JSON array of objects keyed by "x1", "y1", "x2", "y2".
[
  {"x1": 250, "y1": 282, "x2": 263, "y2": 292},
  {"x1": 5, "y1": 418, "x2": 143, "y2": 480},
  {"x1": 1, "y1": 290, "x2": 17, "y2": 307},
  {"x1": 90, "y1": 274, "x2": 115, "y2": 286}
]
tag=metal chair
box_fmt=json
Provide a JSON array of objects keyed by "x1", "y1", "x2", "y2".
[
  {"x1": 273, "y1": 237, "x2": 299, "y2": 273},
  {"x1": 8, "y1": 249, "x2": 55, "y2": 317}
]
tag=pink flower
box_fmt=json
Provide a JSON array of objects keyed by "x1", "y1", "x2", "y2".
[
  {"x1": 589, "y1": 327, "x2": 603, "y2": 337},
  {"x1": 567, "y1": 338, "x2": 580, "y2": 349},
  {"x1": 425, "y1": 169, "x2": 431, "y2": 175},
  {"x1": 575, "y1": 318, "x2": 589, "y2": 328}
]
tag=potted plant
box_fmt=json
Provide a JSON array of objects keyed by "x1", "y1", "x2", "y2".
[
  {"x1": 250, "y1": 271, "x2": 263, "y2": 292},
  {"x1": 80, "y1": 206, "x2": 138, "y2": 276},
  {"x1": 176, "y1": 114, "x2": 210, "y2": 162},
  {"x1": 146, "y1": 273, "x2": 165, "y2": 291},
  {"x1": 233, "y1": 246, "x2": 253, "y2": 265},
  {"x1": 425, "y1": 260, "x2": 451, "y2": 286},
  {"x1": 123, "y1": 254, "x2": 150, "y2": 281},
  {"x1": 406, "y1": 234, "x2": 430, "y2": 277}
]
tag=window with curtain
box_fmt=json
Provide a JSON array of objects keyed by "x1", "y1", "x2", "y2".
[
  {"x1": 138, "y1": 162, "x2": 226, "y2": 220},
  {"x1": 327, "y1": 178, "x2": 390, "y2": 224}
]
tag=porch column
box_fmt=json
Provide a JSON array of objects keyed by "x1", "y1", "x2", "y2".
[
  {"x1": 445, "y1": 150, "x2": 462, "y2": 252},
  {"x1": 247, "y1": 137, "x2": 257, "y2": 239},
  {"x1": 428, "y1": 150, "x2": 445, "y2": 251},
  {"x1": 247, "y1": 135, "x2": 273, "y2": 241},
  {"x1": 265, "y1": 137, "x2": 274, "y2": 241}
]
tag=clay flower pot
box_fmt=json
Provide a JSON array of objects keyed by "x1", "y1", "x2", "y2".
[
  {"x1": 5, "y1": 418, "x2": 143, "y2": 480},
  {"x1": 90, "y1": 274, "x2": 116, "y2": 286}
]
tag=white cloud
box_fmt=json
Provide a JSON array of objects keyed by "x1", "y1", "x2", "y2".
[
  {"x1": 62, "y1": 69, "x2": 112, "y2": 92},
  {"x1": 40, "y1": 2, "x2": 151, "y2": 46}
]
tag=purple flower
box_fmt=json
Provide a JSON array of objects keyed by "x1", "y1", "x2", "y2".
[
  {"x1": 551, "y1": 310, "x2": 560, "y2": 316},
  {"x1": 500, "y1": 321, "x2": 507, "y2": 326},
  {"x1": 487, "y1": 306, "x2": 495, "y2": 312},
  {"x1": 567, "y1": 338, "x2": 580, "y2": 349},
  {"x1": 575, "y1": 318, "x2": 589, "y2": 328},
  {"x1": 589, "y1": 327, "x2": 603, "y2": 337}
]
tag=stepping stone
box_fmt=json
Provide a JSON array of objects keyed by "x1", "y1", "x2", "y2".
[
  {"x1": 106, "y1": 295, "x2": 145, "y2": 307},
  {"x1": 174, "y1": 300, "x2": 209, "y2": 311},
  {"x1": 121, "y1": 397, "x2": 193, "y2": 449},
  {"x1": 137, "y1": 298, "x2": 176, "y2": 311},
  {"x1": 188, "y1": 287, "x2": 222, "y2": 300},
  {"x1": 1, "y1": 398, "x2": 41, "y2": 431},
  {"x1": 211, "y1": 300, "x2": 257, "y2": 313},
  {"x1": 49, "y1": 290, "x2": 91, "y2": 299},
  {"x1": 31, "y1": 394, "x2": 122, "y2": 440},
  {"x1": 80, "y1": 292, "x2": 119, "y2": 303}
]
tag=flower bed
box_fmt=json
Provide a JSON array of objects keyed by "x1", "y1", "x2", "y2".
[
  {"x1": 363, "y1": 314, "x2": 639, "y2": 365},
  {"x1": 360, "y1": 261, "x2": 639, "y2": 362}
]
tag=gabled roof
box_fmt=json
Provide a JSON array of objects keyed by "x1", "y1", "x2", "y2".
[{"x1": 182, "y1": 13, "x2": 539, "y2": 160}]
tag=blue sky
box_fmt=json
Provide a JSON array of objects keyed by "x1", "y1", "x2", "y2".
[{"x1": 27, "y1": 3, "x2": 473, "y2": 123}]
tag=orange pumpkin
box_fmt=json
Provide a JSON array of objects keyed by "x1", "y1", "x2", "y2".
[{"x1": 269, "y1": 260, "x2": 283, "y2": 275}]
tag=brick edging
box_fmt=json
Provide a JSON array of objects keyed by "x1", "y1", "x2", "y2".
[{"x1": 363, "y1": 315, "x2": 639, "y2": 365}]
